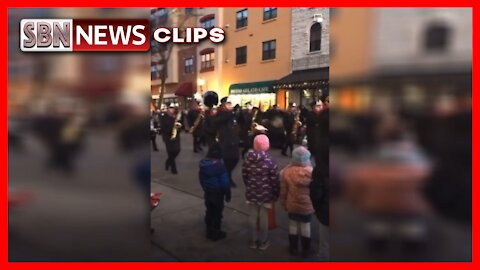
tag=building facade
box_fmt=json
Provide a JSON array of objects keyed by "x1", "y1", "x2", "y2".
[
  {"x1": 329, "y1": 8, "x2": 373, "y2": 112},
  {"x1": 195, "y1": 8, "x2": 224, "y2": 103},
  {"x1": 329, "y1": 8, "x2": 472, "y2": 114},
  {"x1": 151, "y1": 8, "x2": 200, "y2": 108},
  {"x1": 275, "y1": 8, "x2": 330, "y2": 108},
  {"x1": 151, "y1": 8, "x2": 224, "y2": 109},
  {"x1": 371, "y1": 8, "x2": 472, "y2": 111},
  {"x1": 221, "y1": 8, "x2": 292, "y2": 109}
]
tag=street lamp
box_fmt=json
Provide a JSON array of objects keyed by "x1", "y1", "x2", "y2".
[
  {"x1": 197, "y1": 78, "x2": 205, "y2": 92},
  {"x1": 196, "y1": 78, "x2": 206, "y2": 101},
  {"x1": 313, "y1": 14, "x2": 323, "y2": 23},
  {"x1": 197, "y1": 79, "x2": 205, "y2": 92}
]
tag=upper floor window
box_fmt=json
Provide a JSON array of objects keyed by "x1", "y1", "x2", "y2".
[
  {"x1": 424, "y1": 23, "x2": 451, "y2": 52},
  {"x1": 263, "y1": 8, "x2": 277, "y2": 21},
  {"x1": 236, "y1": 9, "x2": 248, "y2": 29},
  {"x1": 185, "y1": 8, "x2": 194, "y2": 14},
  {"x1": 184, "y1": 58, "x2": 194, "y2": 73},
  {"x1": 236, "y1": 46, "x2": 247, "y2": 65},
  {"x1": 200, "y1": 49, "x2": 215, "y2": 72},
  {"x1": 310, "y1": 22, "x2": 321, "y2": 52},
  {"x1": 201, "y1": 18, "x2": 215, "y2": 30},
  {"x1": 262, "y1": 40, "x2": 276, "y2": 60}
]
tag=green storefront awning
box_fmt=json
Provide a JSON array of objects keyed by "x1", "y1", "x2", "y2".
[{"x1": 229, "y1": 80, "x2": 276, "y2": 95}]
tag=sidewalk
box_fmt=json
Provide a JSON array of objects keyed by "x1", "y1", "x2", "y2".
[{"x1": 151, "y1": 182, "x2": 326, "y2": 262}]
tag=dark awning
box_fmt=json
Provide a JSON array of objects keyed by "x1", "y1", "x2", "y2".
[
  {"x1": 229, "y1": 80, "x2": 276, "y2": 95},
  {"x1": 200, "y1": 14, "x2": 215, "y2": 23},
  {"x1": 175, "y1": 82, "x2": 195, "y2": 97},
  {"x1": 199, "y1": 48, "x2": 214, "y2": 55},
  {"x1": 274, "y1": 67, "x2": 329, "y2": 88}
]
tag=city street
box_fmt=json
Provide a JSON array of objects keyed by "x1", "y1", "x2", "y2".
[
  {"x1": 8, "y1": 129, "x2": 470, "y2": 262},
  {"x1": 8, "y1": 131, "x2": 150, "y2": 261},
  {"x1": 151, "y1": 133, "x2": 326, "y2": 262}
]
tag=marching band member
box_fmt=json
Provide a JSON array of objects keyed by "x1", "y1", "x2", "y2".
[
  {"x1": 282, "y1": 102, "x2": 300, "y2": 157},
  {"x1": 187, "y1": 100, "x2": 204, "y2": 153},
  {"x1": 160, "y1": 103, "x2": 183, "y2": 174},
  {"x1": 213, "y1": 97, "x2": 240, "y2": 188}
]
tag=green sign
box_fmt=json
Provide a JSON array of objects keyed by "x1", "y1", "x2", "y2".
[{"x1": 229, "y1": 80, "x2": 275, "y2": 95}]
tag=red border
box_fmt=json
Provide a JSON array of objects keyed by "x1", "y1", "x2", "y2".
[{"x1": 2, "y1": 1, "x2": 477, "y2": 269}]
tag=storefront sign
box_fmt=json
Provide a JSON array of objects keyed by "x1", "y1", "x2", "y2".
[{"x1": 229, "y1": 81, "x2": 275, "y2": 95}]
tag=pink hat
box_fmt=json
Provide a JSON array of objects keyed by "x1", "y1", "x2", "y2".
[{"x1": 253, "y1": 134, "x2": 270, "y2": 152}]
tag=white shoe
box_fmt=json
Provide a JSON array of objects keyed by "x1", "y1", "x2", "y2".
[{"x1": 258, "y1": 241, "x2": 270, "y2": 251}]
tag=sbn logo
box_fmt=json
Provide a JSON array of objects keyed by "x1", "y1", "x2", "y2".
[
  {"x1": 21, "y1": 19, "x2": 72, "y2": 52},
  {"x1": 20, "y1": 19, "x2": 150, "y2": 52}
]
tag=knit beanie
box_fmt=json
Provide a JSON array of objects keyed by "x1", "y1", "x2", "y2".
[
  {"x1": 253, "y1": 134, "x2": 270, "y2": 152},
  {"x1": 292, "y1": 146, "x2": 311, "y2": 166},
  {"x1": 206, "y1": 143, "x2": 223, "y2": 159}
]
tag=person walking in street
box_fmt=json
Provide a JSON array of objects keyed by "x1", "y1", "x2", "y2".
[
  {"x1": 187, "y1": 101, "x2": 204, "y2": 153},
  {"x1": 150, "y1": 111, "x2": 160, "y2": 152},
  {"x1": 160, "y1": 103, "x2": 182, "y2": 174},
  {"x1": 199, "y1": 143, "x2": 231, "y2": 241},
  {"x1": 203, "y1": 105, "x2": 218, "y2": 147},
  {"x1": 213, "y1": 97, "x2": 240, "y2": 188},
  {"x1": 242, "y1": 134, "x2": 280, "y2": 250},
  {"x1": 309, "y1": 94, "x2": 330, "y2": 259},
  {"x1": 239, "y1": 102, "x2": 254, "y2": 159},
  {"x1": 310, "y1": 155, "x2": 329, "y2": 259},
  {"x1": 306, "y1": 98, "x2": 328, "y2": 161},
  {"x1": 282, "y1": 103, "x2": 300, "y2": 157},
  {"x1": 279, "y1": 146, "x2": 315, "y2": 257}
]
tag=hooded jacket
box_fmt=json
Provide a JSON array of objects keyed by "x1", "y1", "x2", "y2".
[
  {"x1": 280, "y1": 164, "x2": 315, "y2": 215},
  {"x1": 199, "y1": 159, "x2": 231, "y2": 200},
  {"x1": 242, "y1": 150, "x2": 279, "y2": 203}
]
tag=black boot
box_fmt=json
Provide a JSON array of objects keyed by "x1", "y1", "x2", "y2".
[
  {"x1": 206, "y1": 227, "x2": 215, "y2": 240},
  {"x1": 301, "y1": 236, "x2": 313, "y2": 258},
  {"x1": 171, "y1": 161, "x2": 178, "y2": 174},
  {"x1": 212, "y1": 230, "x2": 226, "y2": 241},
  {"x1": 210, "y1": 219, "x2": 226, "y2": 241},
  {"x1": 289, "y1": 234, "x2": 299, "y2": 255}
]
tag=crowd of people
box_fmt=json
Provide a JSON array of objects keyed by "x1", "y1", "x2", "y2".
[
  {"x1": 150, "y1": 94, "x2": 330, "y2": 178},
  {"x1": 150, "y1": 93, "x2": 330, "y2": 257}
]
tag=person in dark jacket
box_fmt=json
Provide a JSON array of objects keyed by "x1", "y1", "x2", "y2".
[
  {"x1": 309, "y1": 95, "x2": 330, "y2": 259},
  {"x1": 187, "y1": 101, "x2": 204, "y2": 153},
  {"x1": 239, "y1": 102, "x2": 254, "y2": 158},
  {"x1": 299, "y1": 105, "x2": 309, "y2": 125},
  {"x1": 306, "y1": 99, "x2": 329, "y2": 162},
  {"x1": 213, "y1": 97, "x2": 240, "y2": 188},
  {"x1": 150, "y1": 112, "x2": 160, "y2": 152},
  {"x1": 160, "y1": 103, "x2": 182, "y2": 174},
  {"x1": 282, "y1": 103, "x2": 298, "y2": 157},
  {"x1": 203, "y1": 106, "x2": 218, "y2": 147},
  {"x1": 310, "y1": 157, "x2": 329, "y2": 259},
  {"x1": 199, "y1": 143, "x2": 231, "y2": 241}
]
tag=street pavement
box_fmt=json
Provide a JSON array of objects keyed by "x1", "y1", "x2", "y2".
[
  {"x1": 151, "y1": 133, "x2": 326, "y2": 262},
  {"x1": 151, "y1": 133, "x2": 471, "y2": 262},
  {"x1": 9, "y1": 131, "x2": 151, "y2": 261},
  {"x1": 8, "y1": 129, "x2": 469, "y2": 262}
]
